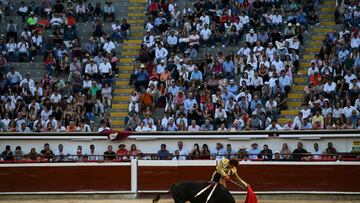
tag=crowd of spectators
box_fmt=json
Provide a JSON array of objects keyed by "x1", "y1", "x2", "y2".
[
  {"x1": 1, "y1": 141, "x2": 351, "y2": 162},
  {"x1": 126, "y1": 0, "x2": 325, "y2": 131},
  {"x1": 300, "y1": 1, "x2": 360, "y2": 130},
  {"x1": 0, "y1": 0, "x2": 131, "y2": 132}
]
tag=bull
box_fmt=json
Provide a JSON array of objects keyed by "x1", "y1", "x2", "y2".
[{"x1": 152, "y1": 181, "x2": 235, "y2": 203}]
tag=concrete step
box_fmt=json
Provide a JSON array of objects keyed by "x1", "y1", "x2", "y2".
[
  {"x1": 116, "y1": 80, "x2": 130, "y2": 86},
  {"x1": 129, "y1": 6, "x2": 145, "y2": 11},
  {"x1": 119, "y1": 58, "x2": 135, "y2": 63},
  {"x1": 303, "y1": 55, "x2": 314, "y2": 60},
  {"x1": 113, "y1": 96, "x2": 130, "y2": 102},
  {"x1": 129, "y1": 0, "x2": 146, "y2": 3},
  {"x1": 121, "y1": 51, "x2": 139, "y2": 56},
  {"x1": 128, "y1": 13, "x2": 145, "y2": 17},
  {"x1": 114, "y1": 88, "x2": 133, "y2": 94},
  {"x1": 119, "y1": 65, "x2": 134, "y2": 71},
  {"x1": 111, "y1": 120, "x2": 126, "y2": 125},
  {"x1": 305, "y1": 48, "x2": 320, "y2": 53},
  {"x1": 321, "y1": 7, "x2": 336, "y2": 12},
  {"x1": 118, "y1": 73, "x2": 131, "y2": 79},
  {"x1": 124, "y1": 39, "x2": 143, "y2": 44},
  {"x1": 319, "y1": 14, "x2": 334, "y2": 19},
  {"x1": 130, "y1": 32, "x2": 144, "y2": 37},
  {"x1": 281, "y1": 109, "x2": 300, "y2": 116},
  {"x1": 128, "y1": 19, "x2": 144, "y2": 24},
  {"x1": 287, "y1": 93, "x2": 303, "y2": 99},
  {"x1": 311, "y1": 36, "x2": 325, "y2": 40},
  {"x1": 123, "y1": 45, "x2": 141, "y2": 50},
  {"x1": 314, "y1": 28, "x2": 333, "y2": 33},
  {"x1": 132, "y1": 25, "x2": 144, "y2": 30},
  {"x1": 292, "y1": 85, "x2": 305, "y2": 91},
  {"x1": 278, "y1": 118, "x2": 289, "y2": 125},
  {"x1": 110, "y1": 112, "x2": 128, "y2": 117},
  {"x1": 287, "y1": 101, "x2": 303, "y2": 107},
  {"x1": 320, "y1": 21, "x2": 335, "y2": 26},
  {"x1": 323, "y1": 1, "x2": 336, "y2": 5},
  {"x1": 297, "y1": 70, "x2": 307, "y2": 75}
]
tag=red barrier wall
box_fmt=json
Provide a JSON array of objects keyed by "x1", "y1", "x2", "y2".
[
  {"x1": 0, "y1": 165, "x2": 131, "y2": 192},
  {"x1": 138, "y1": 165, "x2": 360, "y2": 192}
]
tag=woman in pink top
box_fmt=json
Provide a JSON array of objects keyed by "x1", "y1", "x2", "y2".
[{"x1": 211, "y1": 60, "x2": 223, "y2": 75}]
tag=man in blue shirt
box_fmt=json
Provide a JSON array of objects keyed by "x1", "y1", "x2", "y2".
[
  {"x1": 190, "y1": 66, "x2": 203, "y2": 82},
  {"x1": 134, "y1": 65, "x2": 149, "y2": 92},
  {"x1": 279, "y1": 71, "x2": 291, "y2": 96},
  {"x1": 247, "y1": 143, "x2": 261, "y2": 159},
  {"x1": 226, "y1": 79, "x2": 238, "y2": 95},
  {"x1": 184, "y1": 92, "x2": 198, "y2": 112},
  {"x1": 223, "y1": 56, "x2": 235, "y2": 79}
]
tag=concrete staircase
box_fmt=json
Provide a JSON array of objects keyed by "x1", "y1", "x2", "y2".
[
  {"x1": 110, "y1": 0, "x2": 146, "y2": 131},
  {"x1": 278, "y1": 0, "x2": 340, "y2": 124}
]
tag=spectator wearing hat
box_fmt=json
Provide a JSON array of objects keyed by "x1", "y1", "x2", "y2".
[
  {"x1": 134, "y1": 64, "x2": 149, "y2": 91},
  {"x1": 245, "y1": 29, "x2": 257, "y2": 47}
]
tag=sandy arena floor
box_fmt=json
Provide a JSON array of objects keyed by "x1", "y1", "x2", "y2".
[{"x1": 1, "y1": 200, "x2": 360, "y2": 203}]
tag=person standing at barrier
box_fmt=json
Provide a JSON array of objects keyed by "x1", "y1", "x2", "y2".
[{"x1": 211, "y1": 158, "x2": 249, "y2": 189}]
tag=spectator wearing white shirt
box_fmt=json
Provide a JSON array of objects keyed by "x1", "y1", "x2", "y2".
[
  {"x1": 103, "y1": 1, "x2": 115, "y2": 22},
  {"x1": 323, "y1": 79, "x2": 336, "y2": 98},
  {"x1": 200, "y1": 12, "x2": 210, "y2": 25},
  {"x1": 155, "y1": 43, "x2": 168, "y2": 64},
  {"x1": 166, "y1": 30, "x2": 178, "y2": 52},
  {"x1": 251, "y1": 72, "x2": 263, "y2": 91},
  {"x1": 286, "y1": 36, "x2": 300, "y2": 51},
  {"x1": 17, "y1": 2, "x2": 28, "y2": 23},
  {"x1": 31, "y1": 32, "x2": 43, "y2": 49},
  {"x1": 144, "y1": 31, "x2": 155, "y2": 47},
  {"x1": 7, "y1": 68, "x2": 22, "y2": 87},
  {"x1": 344, "y1": 70, "x2": 357, "y2": 84},
  {"x1": 188, "y1": 120, "x2": 200, "y2": 131},
  {"x1": 307, "y1": 62, "x2": 319, "y2": 76},
  {"x1": 210, "y1": 143, "x2": 226, "y2": 160},
  {"x1": 76, "y1": 2, "x2": 87, "y2": 22},
  {"x1": 239, "y1": 11, "x2": 250, "y2": 30},
  {"x1": 343, "y1": 100, "x2": 359, "y2": 118},
  {"x1": 16, "y1": 39, "x2": 30, "y2": 61},
  {"x1": 199, "y1": 24, "x2": 212, "y2": 47},
  {"x1": 20, "y1": 74, "x2": 34, "y2": 89},
  {"x1": 143, "y1": 122, "x2": 157, "y2": 132},
  {"x1": 245, "y1": 29, "x2": 257, "y2": 47},
  {"x1": 98, "y1": 58, "x2": 112, "y2": 78},
  {"x1": 50, "y1": 90, "x2": 62, "y2": 104},
  {"x1": 103, "y1": 37, "x2": 115, "y2": 53},
  {"x1": 271, "y1": 11, "x2": 283, "y2": 27},
  {"x1": 266, "y1": 120, "x2": 283, "y2": 130},
  {"x1": 271, "y1": 55, "x2": 284, "y2": 75},
  {"x1": 176, "y1": 141, "x2": 189, "y2": 160},
  {"x1": 214, "y1": 105, "x2": 227, "y2": 129},
  {"x1": 84, "y1": 58, "x2": 99, "y2": 77}
]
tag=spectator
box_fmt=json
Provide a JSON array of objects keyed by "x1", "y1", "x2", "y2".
[
  {"x1": 260, "y1": 144, "x2": 273, "y2": 161},
  {"x1": 176, "y1": 141, "x2": 189, "y2": 160},
  {"x1": 310, "y1": 143, "x2": 322, "y2": 160},
  {"x1": 1, "y1": 145, "x2": 13, "y2": 161},
  {"x1": 104, "y1": 145, "x2": 116, "y2": 160},
  {"x1": 157, "y1": 144, "x2": 170, "y2": 160},
  {"x1": 211, "y1": 142, "x2": 226, "y2": 160},
  {"x1": 292, "y1": 142, "x2": 308, "y2": 161},
  {"x1": 248, "y1": 143, "x2": 260, "y2": 160}
]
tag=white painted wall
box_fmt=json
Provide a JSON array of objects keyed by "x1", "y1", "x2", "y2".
[{"x1": 0, "y1": 135, "x2": 359, "y2": 155}]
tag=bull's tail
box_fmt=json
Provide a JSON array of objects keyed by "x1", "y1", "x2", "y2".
[{"x1": 152, "y1": 184, "x2": 175, "y2": 203}]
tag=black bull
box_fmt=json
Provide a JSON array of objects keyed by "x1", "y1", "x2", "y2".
[{"x1": 152, "y1": 181, "x2": 236, "y2": 203}]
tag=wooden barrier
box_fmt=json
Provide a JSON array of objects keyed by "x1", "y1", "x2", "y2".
[
  {"x1": 1, "y1": 161, "x2": 360, "y2": 193},
  {"x1": 0, "y1": 163, "x2": 132, "y2": 192}
]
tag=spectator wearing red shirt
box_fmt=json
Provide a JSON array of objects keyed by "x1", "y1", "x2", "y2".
[{"x1": 116, "y1": 144, "x2": 128, "y2": 160}]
